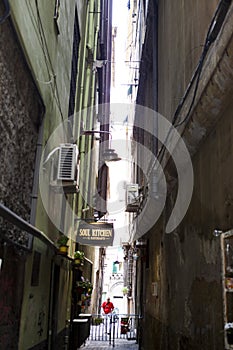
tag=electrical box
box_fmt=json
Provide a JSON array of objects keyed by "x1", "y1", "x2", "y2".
[{"x1": 125, "y1": 184, "x2": 139, "y2": 212}]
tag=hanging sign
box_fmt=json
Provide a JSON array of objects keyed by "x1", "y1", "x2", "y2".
[{"x1": 77, "y1": 222, "x2": 114, "y2": 246}]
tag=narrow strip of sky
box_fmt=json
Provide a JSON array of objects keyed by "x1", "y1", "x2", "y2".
[{"x1": 111, "y1": 0, "x2": 129, "y2": 103}]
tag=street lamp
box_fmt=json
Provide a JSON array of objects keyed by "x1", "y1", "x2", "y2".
[
  {"x1": 81, "y1": 130, "x2": 121, "y2": 162},
  {"x1": 43, "y1": 130, "x2": 121, "y2": 166}
]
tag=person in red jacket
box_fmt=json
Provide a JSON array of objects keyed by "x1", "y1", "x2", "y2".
[{"x1": 102, "y1": 297, "x2": 114, "y2": 314}]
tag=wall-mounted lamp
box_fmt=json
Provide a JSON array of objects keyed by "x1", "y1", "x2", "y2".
[
  {"x1": 81, "y1": 130, "x2": 121, "y2": 162},
  {"x1": 82, "y1": 207, "x2": 90, "y2": 213},
  {"x1": 213, "y1": 229, "x2": 223, "y2": 237},
  {"x1": 103, "y1": 148, "x2": 121, "y2": 162},
  {"x1": 133, "y1": 250, "x2": 139, "y2": 260},
  {"x1": 82, "y1": 130, "x2": 111, "y2": 137},
  {"x1": 92, "y1": 211, "x2": 100, "y2": 222},
  {"x1": 135, "y1": 239, "x2": 147, "y2": 248}
]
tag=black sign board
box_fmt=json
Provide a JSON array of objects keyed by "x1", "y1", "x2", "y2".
[{"x1": 77, "y1": 221, "x2": 114, "y2": 246}]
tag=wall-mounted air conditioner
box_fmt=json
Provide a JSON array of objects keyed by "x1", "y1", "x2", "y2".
[
  {"x1": 57, "y1": 144, "x2": 77, "y2": 181},
  {"x1": 125, "y1": 183, "x2": 140, "y2": 212},
  {"x1": 50, "y1": 143, "x2": 79, "y2": 193}
]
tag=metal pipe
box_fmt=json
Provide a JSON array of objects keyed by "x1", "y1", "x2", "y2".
[
  {"x1": 30, "y1": 117, "x2": 45, "y2": 243},
  {"x1": 0, "y1": 202, "x2": 57, "y2": 250},
  {"x1": 84, "y1": 0, "x2": 101, "y2": 218},
  {"x1": 0, "y1": 0, "x2": 10, "y2": 24},
  {"x1": 77, "y1": 0, "x2": 94, "y2": 221}
]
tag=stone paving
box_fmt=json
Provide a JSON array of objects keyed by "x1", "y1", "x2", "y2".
[{"x1": 81, "y1": 339, "x2": 139, "y2": 349}]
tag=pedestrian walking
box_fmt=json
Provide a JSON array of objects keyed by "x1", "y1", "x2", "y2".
[{"x1": 101, "y1": 297, "x2": 114, "y2": 314}]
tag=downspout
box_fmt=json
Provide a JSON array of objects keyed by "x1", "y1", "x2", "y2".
[
  {"x1": 0, "y1": 203, "x2": 56, "y2": 250},
  {"x1": 74, "y1": 2, "x2": 90, "y2": 139},
  {"x1": 96, "y1": 0, "x2": 112, "y2": 217},
  {"x1": 77, "y1": 0, "x2": 95, "y2": 221},
  {"x1": 0, "y1": 0, "x2": 10, "y2": 24},
  {"x1": 29, "y1": 116, "x2": 45, "y2": 248},
  {"x1": 152, "y1": 0, "x2": 158, "y2": 155},
  {"x1": 70, "y1": 3, "x2": 90, "y2": 253},
  {"x1": 72, "y1": 0, "x2": 90, "y2": 231},
  {"x1": 151, "y1": 0, "x2": 159, "y2": 198},
  {"x1": 84, "y1": 0, "x2": 101, "y2": 218},
  {"x1": 89, "y1": 0, "x2": 100, "y2": 117}
]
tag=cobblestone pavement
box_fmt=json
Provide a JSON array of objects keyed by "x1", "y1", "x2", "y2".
[{"x1": 81, "y1": 339, "x2": 139, "y2": 349}]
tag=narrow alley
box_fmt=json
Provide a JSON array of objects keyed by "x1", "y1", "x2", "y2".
[
  {"x1": 1, "y1": 0, "x2": 233, "y2": 349},
  {"x1": 83, "y1": 339, "x2": 138, "y2": 349}
]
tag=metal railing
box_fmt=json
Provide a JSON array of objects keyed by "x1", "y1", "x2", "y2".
[{"x1": 89, "y1": 313, "x2": 141, "y2": 347}]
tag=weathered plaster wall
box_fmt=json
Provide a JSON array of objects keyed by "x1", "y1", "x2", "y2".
[
  {"x1": 157, "y1": 99, "x2": 233, "y2": 349},
  {"x1": 158, "y1": 0, "x2": 219, "y2": 121},
  {"x1": 136, "y1": 1, "x2": 233, "y2": 349},
  {"x1": 1, "y1": 1, "x2": 97, "y2": 349},
  {"x1": 0, "y1": 245, "x2": 26, "y2": 349},
  {"x1": 0, "y1": 7, "x2": 42, "y2": 348},
  {"x1": 0, "y1": 10, "x2": 42, "y2": 246}
]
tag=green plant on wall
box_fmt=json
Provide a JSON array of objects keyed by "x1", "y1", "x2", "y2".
[
  {"x1": 57, "y1": 235, "x2": 69, "y2": 255},
  {"x1": 74, "y1": 250, "x2": 85, "y2": 265},
  {"x1": 57, "y1": 234, "x2": 69, "y2": 247},
  {"x1": 92, "y1": 317, "x2": 103, "y2": 326}
]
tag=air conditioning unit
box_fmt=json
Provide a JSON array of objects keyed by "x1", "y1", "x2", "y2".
[
  {"x1": 57, "y1": 144, "x2": 78, "y2": 180},
  {"x1": 125, "y1": 184, "x2": 140, "y2": 212},
  {"x1": 50, "y1": 144, "x2": 79, "y2": 193}
]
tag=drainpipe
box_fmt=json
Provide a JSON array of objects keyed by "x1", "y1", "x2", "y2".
[
  {"x1": 150, "y1": 1, "x2": 159, "y2": 199},
  {"x1": 77, "y1": 0, "x2": 98, "y2": 222},
  {"x1": 29, "y1": 116, "x2": 45, "y2": 247},
  {"x1": 72, "y1": 2, "x2": 90, "y2": 233},
  {"x1": 95, "y1": 0, "x2": 112, "y2": 218},
  {"x1": 0, "y1": 203, "x2": 56, "y2": 250},
  {"x1": 74, "y1": 2, "x2": 90, "y2": 139},
  {"x1": 0, "y1": 0, "x2": 10, "y2": 24},
  {"x1": 84, "y1": 0, "x2": 101, "y2": 218}
]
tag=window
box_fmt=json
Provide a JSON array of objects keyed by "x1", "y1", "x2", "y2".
[
  {"x1": 68, "y1": 9, "x2": 80, "y2": 118},
  {"x1": 31, "y1": 251, "x2": 41, "y2": 286}
]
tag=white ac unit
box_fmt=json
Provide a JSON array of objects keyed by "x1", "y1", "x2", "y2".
[
  {"x1": 57, "y1": 144, "x2": 78, "y2": 181},
  {"x1": 50, "y1": 144, "x2": 79, "y2": 193},
  {"x1": 125, "y1": 184, "x2": 140, "y2": 212}
]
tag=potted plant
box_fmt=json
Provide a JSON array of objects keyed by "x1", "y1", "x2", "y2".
[
  {"x1": 74, "y1": 250, "x2": 85, "y2": 265},
  {"x1": 57, "y1": 235, "x2": 69, "y2": 255},
  {"x1": 92, "y1": 317, "x2": 103, "y2": 326},
  {"x1": 86, "y1": 281, "x2": 93, "y2": 295},
  {"x1": 225, "y1": 323, "x2": 233, "y2": 344},
  {"x1": 76, "y1": 279, "x2": 93, "y2": 297},
  {"x1": 122, "y1": 286, "x2": 128, "y2": 296}
]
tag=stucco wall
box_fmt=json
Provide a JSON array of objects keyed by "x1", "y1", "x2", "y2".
[
  {"x1": 0, "y1": 6, "x2": 42, "y2": 245},
  {"x1": 158, "y1": 0, "x2": 219, "y2": 121},
  {"x1": 0, "y1": 8, "x2": 42, "y2": 348},
  {"x1": 156, "y1": 98, "x2": 233, "y2": 350},
  {"x1": 135, "y1": 0, "x2": 233, "y2": 349}
]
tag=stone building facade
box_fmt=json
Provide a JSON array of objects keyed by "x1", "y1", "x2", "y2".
[
  {"x1": 0, "y1": 4, "x2": 43, "y2": 347},
  {"x1": 0, "y1": 0, "x2": 112, "y2": 348},
  {"x1": 127, "y1": 0, "x2": 233, "y2": 349}
]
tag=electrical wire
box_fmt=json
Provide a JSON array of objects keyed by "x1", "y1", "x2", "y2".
[
  {"x1": 34, "y1": 0, "x2": 64, "y2": 121},
  {"x1": 36, "y1": 74, "x2": 55, "y2": 85},
  {"x1": 0, "y1": 0, "x2": 10, "y2": 24},
  {"x1": 25, "y1": 0, "x2": 64, "y2": 120},
  {"x1": 173, "y1": 0, "x2": 231, "y2": 128},
  {"x1": 156, "y1": 0, "x2": 232, "y2": 164},
  {"x1": 136, "y1": 0, "x2": 232, "y2": 204},
  {"x1": 26, "y1": 0, "x2": 54, "y2": 84}
]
